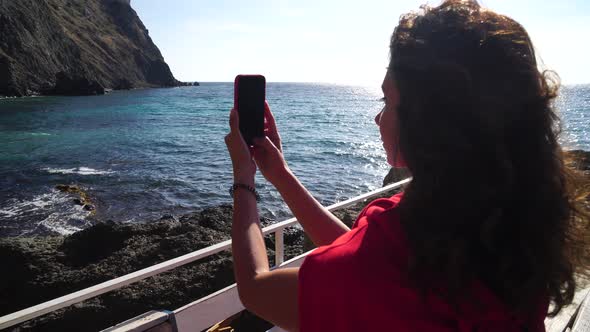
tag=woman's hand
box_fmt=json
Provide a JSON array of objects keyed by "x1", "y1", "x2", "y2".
[
  {"x1": 225, "y1": 108, "x2": 256, "y2": 185},
  {"x1": 253, "y1": 102, "x2": 290, "y2": 185}
]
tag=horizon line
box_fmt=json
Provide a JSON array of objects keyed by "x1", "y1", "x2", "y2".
[{"x1": 188, "y1": 81, "x2": 590, "y2": 87}]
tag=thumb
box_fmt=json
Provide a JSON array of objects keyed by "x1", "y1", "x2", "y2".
[{"x1": 229, "y1": 108, "x2": 240, "y2": 134}]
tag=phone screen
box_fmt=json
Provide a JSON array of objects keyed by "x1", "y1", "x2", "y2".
[{"x1": 235, "y1": 75, "x2": 265, "y2": 146}]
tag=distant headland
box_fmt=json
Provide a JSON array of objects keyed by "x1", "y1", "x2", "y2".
[{"x1": 0, "y1": 0, "x2": 197, "y2": 97}]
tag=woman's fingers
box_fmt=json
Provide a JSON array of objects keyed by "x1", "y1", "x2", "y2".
[
  {"x1": 227, "y1": 109, "x2": 242, "y2": 144},
  {"x1": 253, "y1": 136, "x2": 277, "y2": 152},
  {"x1": 226, "y1": 108, "x2": 252, "y2": 158},
  {"x1": 226, "y1": 114, "x2": 257, "y2": 179},
  {"x1": 264, "y1": 102, "x2": 278, "y2": 132},
  {"x1": 264, "y1": 102, "x2": 282, "y2": 153}
]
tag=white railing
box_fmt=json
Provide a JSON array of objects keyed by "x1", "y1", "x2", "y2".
[
  {"x1": 0, "y1": 178, "x2": 411, "y2": 330},
  {"x1": 170, "y1": 251, "x2": 309, "y2": 332}
]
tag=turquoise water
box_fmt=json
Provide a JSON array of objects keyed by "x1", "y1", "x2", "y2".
[
  {"x1": 0, "y1": 84, "x2": 387, "y2": 236},
  {"x1": 0, "y1": 83, "x2": 588, "y2": 237}
]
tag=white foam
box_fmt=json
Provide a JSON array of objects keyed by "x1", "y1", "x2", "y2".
[
  {"x1": 0, "y1": 208, "x2": 18, "y2": 218},
  {"x1": 0, "y1": 190, "x2": 93, "y2": 236},
  {"x1": 0, "y1": 191, "x2": 69, "y2": 217},
  {"x1": 43, "y1": 167, "x2": 114, "y2": 175},
  {"x1": 37, "y1": 211, "x2": 87, "y2": 236}
]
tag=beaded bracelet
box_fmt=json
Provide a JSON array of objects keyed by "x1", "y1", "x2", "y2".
[{"x1": 229, "y1": 183, "x2": 260, "y2": 202}]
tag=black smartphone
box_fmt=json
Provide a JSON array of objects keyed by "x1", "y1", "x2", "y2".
[{"x1": 234, "y1": 75, "x2": 266, "y2": 146}]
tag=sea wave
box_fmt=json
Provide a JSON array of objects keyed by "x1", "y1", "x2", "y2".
[
  {"x1": 35, "y1": 211, "x2": 88, "y2": 236},
  {"x1": 0, "y1": 191, "x2": 67, "y2": 218},
  {"x1": 0, "y1": 190, "x2": 93, "y2": 236},
  {"x1": 43, "y1": 167, "x2": 114, "y2": 175}
]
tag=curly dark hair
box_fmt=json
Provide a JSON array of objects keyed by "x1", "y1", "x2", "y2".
[{"x1": 389, "y1": 0, "x2": 590, "y2": 317}]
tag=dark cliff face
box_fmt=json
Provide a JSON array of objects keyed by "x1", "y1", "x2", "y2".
[{"x1": 0, "y1": 0, "x2": 179, "y2": 97}]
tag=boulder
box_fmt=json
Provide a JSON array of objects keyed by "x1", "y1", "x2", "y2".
[{"x1": 383, "y1": 167, "x2": 411, "y2": 186}]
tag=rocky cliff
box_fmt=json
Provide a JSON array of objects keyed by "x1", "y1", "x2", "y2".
[{"x1": 0, "y1": 0, "x2": 180, "y2": 97}]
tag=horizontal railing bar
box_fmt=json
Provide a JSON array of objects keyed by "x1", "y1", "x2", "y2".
[
  {"x1": 0, "y1": 177, "x2": 411, "y2": 329},
  {"x1": 0, "y1": 239, "x2": 233, "y2": 329},
  {"x1": 261, "y1": 178, "x2": 411, "y2": 235},
  {"x1": 101, "y1": 310, "x2": 171, "y2": 332},
  {"x1": 173, "y1": 251, "x2": 310, "y2": 332}
]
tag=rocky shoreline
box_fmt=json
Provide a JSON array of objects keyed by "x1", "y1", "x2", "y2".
[
  {"x1": 0, "y1": 183, "x2": 403, "y2": 332},
  {"x1": 1, "y1": 150, "x2": 588, "y2": 331}
]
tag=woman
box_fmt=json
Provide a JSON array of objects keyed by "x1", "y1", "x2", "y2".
[{"x1": 225, "y1": 1, "x2": 589, "y2": 331}]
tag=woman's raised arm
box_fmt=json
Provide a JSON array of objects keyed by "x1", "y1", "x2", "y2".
[
  {"x1": 253, "y1": 103, "x2": 350, "y2": 247},
  {"x1": 225, "y1": 108, "x2": 299, "y2": 331}
]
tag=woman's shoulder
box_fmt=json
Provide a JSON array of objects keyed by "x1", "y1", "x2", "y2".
[
  {"x1": 352, "y1": 192, "x2": 404, "y2": 229},
  {"x1": 301, "y1": 192, "x2": 408, "y2": 270}
]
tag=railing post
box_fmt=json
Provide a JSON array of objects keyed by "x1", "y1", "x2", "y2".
[{"x1": 275, "y1": 228, "x2": 284, "y2": 267}]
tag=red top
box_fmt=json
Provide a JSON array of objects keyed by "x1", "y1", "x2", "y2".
[{"x1": 298, "y1": 193, "x2": 548, "y2": 331}]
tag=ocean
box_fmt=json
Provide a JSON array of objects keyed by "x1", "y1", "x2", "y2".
[{"x1": 0, "y1": 83, "x2": 589, "y2": 237}]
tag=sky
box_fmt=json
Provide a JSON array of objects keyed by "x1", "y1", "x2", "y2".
[{"x1": 133, "y1": 0, "x2": 590, "y2": 85}]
